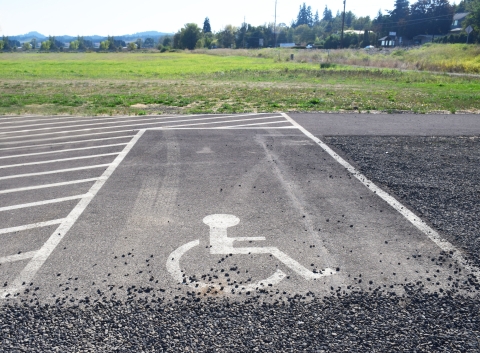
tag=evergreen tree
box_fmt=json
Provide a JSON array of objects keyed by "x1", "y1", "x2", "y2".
[
  {"x1": 203, "y1": 17, "x2": 212, "y2": 33},
  {"x1": 295, "y1": 3, "x2": 313, "y2": 27},
  {"x1": 323, "y1": 5, "x2": 333, "y2": 21},
  {"x1": 314, "y1": 10, "x2": 320, "y2": 25}
]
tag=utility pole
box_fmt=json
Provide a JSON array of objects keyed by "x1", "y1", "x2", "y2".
[
  {"x1": 243, "y1": 16, "x2": 246, "y2": 48},
  {"x1": 274, "y1": 0, "x2": 277, "y2": 48},
  {"x1": 340, "y1": 0, "x2": 346, "y2": 49}
]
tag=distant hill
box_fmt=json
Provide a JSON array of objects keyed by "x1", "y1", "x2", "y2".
[{"x1": 8, "y1": 31, "x2": 173, "y2": 43}]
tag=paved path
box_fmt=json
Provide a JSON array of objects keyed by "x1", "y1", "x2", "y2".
[{"x1": 0, "y1": 113, "x2": 476, "y2": 302}]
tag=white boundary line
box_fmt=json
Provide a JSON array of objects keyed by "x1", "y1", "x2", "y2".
[
  {"x1": 0, "y1": 164, "x2": 110, "y2": 181},
  {"x1": 1, "y1": 130, "x2": 145, "y2": 298},
  {"x1": 159, "y1": 116, "x2": 283, "y2": 129},
  {"x1": 0, "y1": 219, "x2": 65, "y2": 235},
  {"x1": 0, "y1": 153, "x2": 118, "y2": 169},
  {"x1": 158, "y1": 127, "x2": 298, "y2": 130},
  {"x1": 0, "y1": 143, "x2": 127, "y2": 159},
  {"x1": 0, "y1": 135, "x2": 135, "y2": 152},
  {"x1": 0, "y1": 195, "x2": 86, "y2": 212},
  {"x1": 0, "y1": 251, "x2": 37, "y2": 264},
  {"x1": 0, "y1": 113, "x2": 268, "y2": 141},
  {"x1": 0, "y1": 130, "x2": 137, "y2": 146},
  {"x1": 0, "y1": 178, "x2": 99, "y2": 194},
  {"x1": 223, "y1": 121, "x2": 292, "y2": 128},
  {"x1": 282, "y1": 113, "x2": 478, "y2": 274}
]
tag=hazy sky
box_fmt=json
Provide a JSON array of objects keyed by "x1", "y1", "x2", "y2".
[{"x1": 1, "y1": 0, "x2": 396, "y2": 36}]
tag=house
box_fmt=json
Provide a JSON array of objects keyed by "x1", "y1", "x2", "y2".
[
  {"x1": 378, "y1": 35, "x2": 396, "y2": 48},
  {"x1": 413, "y1": 34, "x2": 434, "y2": 45},
  {"x1": 450, "y1": 12, "x2": 469, "y2": 33}
]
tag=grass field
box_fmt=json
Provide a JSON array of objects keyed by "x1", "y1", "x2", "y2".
[{"x1": 0, "y1": 50, "x2": 479, "y2": 116}]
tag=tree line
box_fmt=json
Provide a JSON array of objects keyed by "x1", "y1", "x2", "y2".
[{"x1": 170, "y1": 0, "x2": 479, "y2": 49}]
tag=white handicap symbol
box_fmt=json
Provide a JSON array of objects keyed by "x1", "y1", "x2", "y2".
[{"x1": 166, "y1": 214, "x2": 335, "y2": 291}]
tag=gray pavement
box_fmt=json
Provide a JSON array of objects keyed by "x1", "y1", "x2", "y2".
[{"x1": 0, "y1": 113, "x2": 475, "y2": 302}]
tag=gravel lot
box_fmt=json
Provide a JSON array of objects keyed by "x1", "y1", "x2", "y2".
[
  {"x1": 1, "y1": 290, "x2": 479, "y2": 352},
  {"x1": 324, "y1": 136, "x2": 480, "y2": 269},
  {"x1": 1, "y1": 134, "x2": 480, "y2": 352}
]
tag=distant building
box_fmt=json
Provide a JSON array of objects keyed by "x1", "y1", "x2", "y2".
[
  {"x1": 378, "y1": 35, "x2": 396, "y2": 48},
  {"x1": 279, "y1": 43, "x2": 296, "y2": 48},
  {"x1": 450, "y1": 12, "x2": 469, "y2": 33}
]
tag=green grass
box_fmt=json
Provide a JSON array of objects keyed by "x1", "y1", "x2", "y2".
[{"x1": 0, "y1": 51, "x2": 479, "y2": 115}]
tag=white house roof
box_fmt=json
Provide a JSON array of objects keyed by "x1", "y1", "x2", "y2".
[{"x1": 453, "y1": 12, "x2": 469, "y2": 21}]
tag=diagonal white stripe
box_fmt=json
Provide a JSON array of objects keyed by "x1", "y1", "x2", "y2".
[
  {"x1": 0, "y1": 194, "x2": 87, "y2": 212},
  {"x1": 0, "y1": 178, "x2": 99, "y2": 194},
  {"x1": 0, "y1": 135, "x2": 135, "y2": 152},
  {"x1": 0, "y1": 251, "x2": 38, "y2": 264},
  {"x1": 0, "y1": 153, "x2": 118, "y2": 169},
  {"x1": 0, "y1": 164, "x2": 110, "y2": 181},
  {"x1": 0, "y1": 219, "x2": 65, "y2": 235},
  {"x1": 0, "y1": 143, "x2": 127, "y2": 159}
]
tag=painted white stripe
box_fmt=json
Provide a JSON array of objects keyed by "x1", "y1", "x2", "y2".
[
  {"x1": 0, "y1": 194, "x2": 87, "y2": 212},
  {"x1": 161, "y1": 116, "x2": 282, "y2": 129},
  {"x1": 156, "y1": 127, "x2": 298, "y2": 130},
  {"x1": 0, "y1": 219, "x2": 64, "y2": 235},
  {"x1": 0, "y1": 178, "x2": 98, "y2": 194},
  {"x1": 0, "y1": 115, "x2": 193, "y2": 135},
  {"x1": 0, "y1": 114, "x2": 177, "y2": 130},
  {"x1": 0, "y1": 113, "x2": 271, "y2": 141},
  {"x1": 0, "y1": 251, "x2": 37, "y2": 264},
  {"x1": 0, "y1": 153, "x2": 118, "y2": 169},
  {"x1": 0, "y1": 135, "x2": 135, "y2": 152},
  {"x1": 0, "y1": 143, "x2": 127, "y2": 159},
  {"x1": 223, "y1": 121, "x2": 292, "y2": 128},
  {"x1": 282, "y1": 113, "x2": 478, "y2": 274},
  {"x1": 0, "y1": 164, "x2": 110, "y2": 181},
  {"x1": 0, "y1": 130, "x2": 138, "y2": 146},
  {"x1": 1, "y1": 130, "x2": 145, "y2": 298}
]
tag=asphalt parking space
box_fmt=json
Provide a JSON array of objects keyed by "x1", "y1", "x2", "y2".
[{"x1": 2, "y1": 124, "x2": 473, "y2": 303}]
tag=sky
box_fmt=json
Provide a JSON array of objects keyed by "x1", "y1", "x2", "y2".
[{"x1": 0, "y1": 0, "x2": 397, "y2": 37}]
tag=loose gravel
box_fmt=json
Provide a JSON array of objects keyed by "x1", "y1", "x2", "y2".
[
  {"x1": 324, "y1": 136, "x2": 480, "y2": 269},
  {"x1": 1, "y1": 290, "x2": 480, "y2": 352}
]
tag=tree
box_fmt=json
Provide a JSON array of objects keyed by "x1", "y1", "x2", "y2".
[
  {"x1": 162, "y1": 36, "x2": 172, "y2": 47},
  {"x1": 0, "y1": 41, "x2": 4, "y2": 51},
  {"x1": 22, "y1": 42, "x2": 32, "y2": 50},
  {"x1": 100, "y1": 41, "x2": 109, "y2": 51},
  {"x1": 465, "y1": 0, "x2": 480, "y2": 35},
  {"x1": 136, "y1": 38, "x2": 143, "y2": 49},
  {"x1": 294, "y1": 3, "x2": 314, "y2": 27},
  {"x1": 128, "y1": 42, "x2": 137, "y2": 51},
  {"x1": 363, "y1": 30, "x2": 371, "y2": 46},
  {"x1": 314, "y1": 10, "x2": 320, "y2": 25},
  {"x1": 69, "y1": 40, "x2": 79, "y2": 50},
  {"x1": 31, "y1": 38, "x2": 37, "y2": 49},
  {"x1": 218, "y1": 24, "x2": 236, "y2": 48},
  {"x1": 179, "y1": 23, "x2": 202, "y2": 49},
  {"x1": 323, "y1": 5, "x2": 333, "y2": 21},
  {"x1": 143, "y1": 38, "x2": 155, "y2": 48},
  {"x1": 40, "y1": 40, "x2": 51, "y2": 51},
  {"x1": 203, "y1": 17, "x2": 212, "y2": 33}
]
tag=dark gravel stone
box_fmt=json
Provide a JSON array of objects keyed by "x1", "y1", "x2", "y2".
[
  {"x1": 324, "y1": 136, "x2": 480, "y2": 268},
  {"x1": 1, "y1": 290, "x2": 479, "y2": 352}
]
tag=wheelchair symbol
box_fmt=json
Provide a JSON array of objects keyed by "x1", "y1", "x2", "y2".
[{"x1": 166, "y1": 214, "x2": 335, "y2": 292}]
